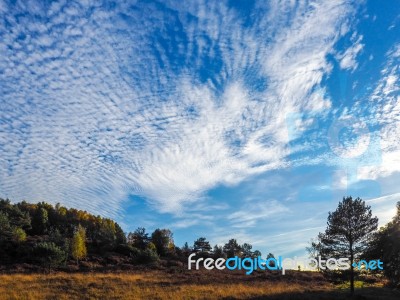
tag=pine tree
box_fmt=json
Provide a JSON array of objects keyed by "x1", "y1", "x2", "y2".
[
  {"x1": 193, "y1": 237, "x2": 212, "y2": 253},
  {"x1": 319, "y1": 196, "x2": 378, "y2": 295},
  {"x1": 128, "y1": 227, "x2": 149, "y2": 250},
  {"x1": 223, "y1": 239, "x2": 242, "y2": 258}
]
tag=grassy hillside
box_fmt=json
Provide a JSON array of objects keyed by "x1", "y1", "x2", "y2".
[{"x1": 1, "y1": 270, "x2": 399, "y2": 300}]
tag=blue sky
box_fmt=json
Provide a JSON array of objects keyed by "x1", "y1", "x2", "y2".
[{"x1": 0, "y1": 0, "x2": 399, "y2": 258}]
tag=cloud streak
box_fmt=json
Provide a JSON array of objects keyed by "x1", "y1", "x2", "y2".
[{"x1": 0, "y1": 0, "x2": 366, "y2": 219}]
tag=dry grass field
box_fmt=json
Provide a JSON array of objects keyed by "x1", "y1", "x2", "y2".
[{"x1": 0, "y1": 270, "x2": 399, "y2": 300}]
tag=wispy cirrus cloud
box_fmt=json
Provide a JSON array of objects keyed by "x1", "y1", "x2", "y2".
[
  {"x1": 337, "y1": 33, "x2": 364, "y2": 71},
  {"x1": 227, "y1": 199, "x2": 289, "y2": 228},
  {"x1": 0, "y1": 0, "x2": 363, "y2": 219},
  {"x1": 355, "y1": 43, "x2": 400, "y2": 181}
]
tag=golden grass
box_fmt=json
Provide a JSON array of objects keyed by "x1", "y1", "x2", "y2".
[
  {"x1": 0, "y1": 271, "x2": 325, "y2": 300},
  {"x1": 0, "y1": 271, "x2": 398, "y2": 300}
]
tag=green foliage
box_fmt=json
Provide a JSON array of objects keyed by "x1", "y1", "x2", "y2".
[
  {"x1": 0, "y1": 211, "x2": 12, "y2": 240},
  {"x1": 115, "y1": 243, "x2": 158, "y2": 264},
  {"x1": 31, "y1": 207, "x2": 48, "y2": 235},
  {"x1": 48, "y1": 228, "x2": 63, "y2": 245},
  {"x1": 0, "y1": 210, "x2": 27, "y2": 243},
  {"x1": 85, "y1": 217, "x2": 124, "y2": 250},
  {"x1": 0, "y1": 199, "x2": 130, "y2": 267},
  {"x1": 97, "y1": 219, "x2": 117, "y2": 246},
  {"x1": 71, "y1": 225, "x2": 87, "y2": 262},
  {"x1": 0, "y1": 200, "x2": 31, "y2": 231},
  {"x1": 132, "y1": 248, "x2": 159, "y2": 264},
  {"x1": 128, "y1": 227, "x2": 149, "y2": 250},
  {"x1": 115, "y1": 223, "x2": 126, "y2": 244},
  {"x1": 12, "y1": 227, "x2": 27, "y2": 242},
  {"x1": 151, "y1": 229, "x2": 174, "y2": 257},
  {"x1": 146, "y1": 242, "x2": 157, "y2": 252},
  {"x1": 33, "y1": 242, "x2": 67, "y2": 270}
]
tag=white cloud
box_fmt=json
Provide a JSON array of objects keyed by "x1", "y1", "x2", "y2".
[
  {"x1": 227, "y1": 199, "x2": 289, "y2": 228},
  {"x1": 337, "y1": 35, "x2": 364, "y2": 71},
  {"x1": 357, "y1": 43, "x2": 400, "y2": 181},
  {"x1": 0, "y1": 0, "x2": 358, "y2": 218}
]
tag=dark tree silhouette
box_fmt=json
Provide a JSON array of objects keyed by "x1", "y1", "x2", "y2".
[
  {"x1": 213, "y1": 244, "x2": 225, "y2": 259},
  {"x1": 318, "y1": 196, "x2": 378, "y2": 295},
  {"x1": 223, "y1": 239, "x2": 242, "y2": 258},
  {"x1": 151, "y1": 228, "x2": 174, "y2": 256},
  {"x1": 241, "y1": 243, "x2": 253, "y2": 257},
  {"x1": 367, "y1": 201, "x2": 400, "y2": 287},
  {"x1": 128, "y1": 227, "x2": 149, "y2": 250},
  {"x1": 193, "y1": 237, "x2": 211, "y2": 253}
]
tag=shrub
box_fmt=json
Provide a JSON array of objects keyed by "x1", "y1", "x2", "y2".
[
  {"x1": 12, "y1": 227, "x2": 27, "y2": 242},
  {"x1": 33, "y1": 242, "x2": 67, "y2": 271},
  {"x1": 132, "y1": 248, "x2": 159, "y2": 264}
]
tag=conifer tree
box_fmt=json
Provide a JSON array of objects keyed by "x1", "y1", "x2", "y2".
[{"x1": 318, "y1": 196, "x2": 378, "y2": 295}]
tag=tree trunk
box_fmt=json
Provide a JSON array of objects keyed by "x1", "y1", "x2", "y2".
[{"x1": 350, "y1": 243, "x2": 354, "y2": 295}]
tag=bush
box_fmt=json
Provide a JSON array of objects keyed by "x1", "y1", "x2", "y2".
[
  {"x1": 12, "y1": 227, "x2": 27, "y2": 242},
  {"x1": 132, "y1": 248, "x2": 159, "y2": 265},
  {"x1": 33, "y1": 242, "x2": 67, "y2": 271}
]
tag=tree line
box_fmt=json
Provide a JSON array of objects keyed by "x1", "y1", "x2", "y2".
[{"x1": 0, "y1": 198, "x2": 263, "y2": 270}]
